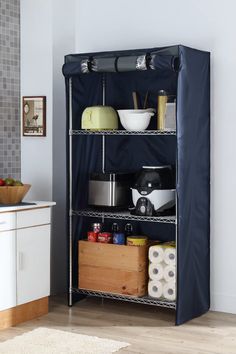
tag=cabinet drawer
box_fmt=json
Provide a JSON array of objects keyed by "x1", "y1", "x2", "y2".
[
  {"x1": 0, "y1": 212, "x2": 16, "y2": 232},
  {"x1": 17, "y1": 208, "x2": 51, "y2": 229}
]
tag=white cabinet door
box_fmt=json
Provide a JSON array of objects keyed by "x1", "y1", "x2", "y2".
[
  {"x1": 0, "y1": 230, "x2": 16, "y2": 311},
  {"x1": 16, "y1": 225, "x2": 50, "y2": 305}
]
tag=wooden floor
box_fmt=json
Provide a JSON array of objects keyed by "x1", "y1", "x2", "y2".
[{"x1": 0, "y1": 296, "x2": 236, "y2": 353}]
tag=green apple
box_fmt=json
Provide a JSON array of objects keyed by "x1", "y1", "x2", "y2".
[
  {"x1": 13, "y1": 180, "x2": 23, "y2": 186},
  {"x1": 4, "y1": 178, "x2": 15, "y2": 186}
]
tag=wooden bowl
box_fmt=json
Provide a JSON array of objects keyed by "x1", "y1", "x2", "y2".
[{"x1": 0, "y1": 184, "x2": 31, "y2": 205}]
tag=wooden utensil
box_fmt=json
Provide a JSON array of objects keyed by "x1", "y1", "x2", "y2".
[
  {"x1": 132, "y1": 91, "x2": 139, "y2": 109},
  {"x1": 143, "y1": 91, "x2": 149, "y2": 109}
]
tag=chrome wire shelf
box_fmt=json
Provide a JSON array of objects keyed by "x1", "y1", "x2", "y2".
[
  {"x1": 70, "y1": 129, "x2": 176, "y2": 136},
  {"x1": 72, "y1": 208, "x2": 176, "y2": 224},
  {"x1": 73, "y1": 288, "x2": 176, "y2": 309}
]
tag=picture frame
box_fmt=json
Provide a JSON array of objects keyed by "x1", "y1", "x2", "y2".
[{"x1": 22, "y1": 96, "x2": 46, "y2": 137}]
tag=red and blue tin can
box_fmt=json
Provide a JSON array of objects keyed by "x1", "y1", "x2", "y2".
[
  {"x1": 98, "y1": 232, "x2": 112, "y2": 243},
  {"x1": 87, "y1": 231, "x2": 98, "y2": 242},
  {"x1": 113, "y1": 232, "x2": 125, "y2": 245}
]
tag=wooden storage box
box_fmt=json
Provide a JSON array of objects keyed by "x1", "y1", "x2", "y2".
[{"x1": 78, "y1": 240, "x2": 148, "y2": 297}]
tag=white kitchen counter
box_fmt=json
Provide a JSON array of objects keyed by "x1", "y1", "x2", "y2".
[
  {"x1": 0, "y1": 201, "x2": 56, "y2": 213},
  {"x1": 0, "y1": 200, "x2": 55, "y2": 328}
]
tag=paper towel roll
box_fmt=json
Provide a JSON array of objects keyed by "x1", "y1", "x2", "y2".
[
  {"x1": 163, "y1": 281, "x2": 176, "y2": 301},
  {"x1": 149, "y1": 245, "x2": 164, "y2": 263},
  {"x1": 163, "y1": 265, "x2": 176, "y2": 282},
  {"x1": 148, "y1": 280, "x2": 164, "y2": 298},
  {"x1": 164, "y1": 247, "x2": 176, "y2": 265},
  {"x1": 149, "y1": 263, "x2": 164, "y2": 280}
]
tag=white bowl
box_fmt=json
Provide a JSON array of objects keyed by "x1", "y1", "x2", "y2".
[{"x1": 117, "y1": 109, "x2": 155, "y2": 131}]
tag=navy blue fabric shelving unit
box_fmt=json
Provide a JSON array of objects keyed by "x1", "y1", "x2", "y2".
[{"x1": 63, "y1": 45, "x2": 210, "y2": 325}]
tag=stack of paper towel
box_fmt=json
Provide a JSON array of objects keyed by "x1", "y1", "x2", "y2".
[{"x1": 148, "y1": 242, "x2": 176, "y2": 301}]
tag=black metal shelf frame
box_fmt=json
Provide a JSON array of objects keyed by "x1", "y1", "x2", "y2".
[
  {"x1": 73, "y1": 288, "x2": 176, "y2": 309},
  {"x1": 65, "y1": 45, "x2": 211, "y2": 325},
  {"x1": 68, "y1": 73, "x2": 178, "y2": 309},
  {"x1": 70, "y1": 129, "x2": 176, "y2": 136},
  {"x1": 72, "y1": 208, "x2": 176, "y2": 224}
]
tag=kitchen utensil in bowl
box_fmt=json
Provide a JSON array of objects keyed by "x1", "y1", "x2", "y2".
[
  {"x1": 132, "y1": 92, "x2": 139, "y2": 109},
  {"x1": 117, "y1": 109, "x2": 155, "y2": 131},
  {"x1": 0, "y1": 184, "x2": 31, "y2": 205}
]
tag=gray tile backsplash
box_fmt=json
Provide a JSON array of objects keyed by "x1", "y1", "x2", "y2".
[{"x1": 0, "y1": 0, "x2": 20, "y2": 180}]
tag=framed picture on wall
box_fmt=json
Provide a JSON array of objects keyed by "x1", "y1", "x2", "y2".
[{"x1": 22, "y1": 96, "x2": 46, "y2": 136}]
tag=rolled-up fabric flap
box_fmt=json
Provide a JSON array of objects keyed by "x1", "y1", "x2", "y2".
[
  {"x1": 91, "y1": 57, "x2": 116, "y2": 72},
  {"x1": 150, "y1": 54, "x2": 179, "y2": 72},
  {"x1": 80, "y1": 59, "x2": 90, "y2": 73},
  {"x1": 117, "y1": 55, "x2": 147, "y2": 72},
  {"x1": 62, "y1": 58, "x2": 90, "y2": 77}
]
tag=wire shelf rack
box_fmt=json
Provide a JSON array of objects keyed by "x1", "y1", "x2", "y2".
[
  {"x1": 73, "y1": 288, "x2": 176, "y2": 309},
  {"x1": 70, "y1": 129, "x2": 176, "y2": 136},
  {"x1": 72, "y1": 209, "x2": 176, "y2": 224}
]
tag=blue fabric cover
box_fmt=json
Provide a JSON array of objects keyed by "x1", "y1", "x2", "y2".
[
  {"x1": 63, "y1": 45, "x2": 210, "y2": 325},
  {"x1": 176, "y1": 46, "x2": 210, "y2": 324}
]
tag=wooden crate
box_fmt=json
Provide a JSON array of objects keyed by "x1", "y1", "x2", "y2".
[{"x1": 78, "y1": 241, "x2": 148, "y2": 297}]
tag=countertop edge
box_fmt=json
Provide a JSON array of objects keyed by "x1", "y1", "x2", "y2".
[{"x1": 0, "y1": 201, "x2": 56, "y2": 213}]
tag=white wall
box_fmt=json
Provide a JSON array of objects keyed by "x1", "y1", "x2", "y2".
[
  {"x1": 51, "y1": 0, "x2": 75, "y2": 294},
  {"x1": 21, "y1": 0, "x2": 236, "y2": 312},
  {"x1": 21, "y1": 0, "x2": 53, "y2": 200},
  {"x1": 75, "y1": 0, "x2": 236, "y2": 313},
  {"x1": 21, "y1": 0, "x2": 75, "y2": 293}
]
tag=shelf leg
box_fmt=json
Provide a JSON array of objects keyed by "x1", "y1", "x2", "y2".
[
  {"x1": 68, "y1": 77, "x2": 73, "y2": 307},
  {"x1": 102, "y1": 74, "x2": 106, "y2": 173},
  {"x1": 68, "y1": 289, "x2": 73, "y2": 307},
  {"x1": 102, "y1": 135, "x2": 106, "y2": 173}
]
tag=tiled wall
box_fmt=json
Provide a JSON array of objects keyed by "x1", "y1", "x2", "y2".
[{"x1": 0, "y1": 0, "x2": 20, "y2": 179}]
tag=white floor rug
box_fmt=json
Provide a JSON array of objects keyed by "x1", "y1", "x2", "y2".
[{"x1": 0, "y1": 327, "x2": 129, "y2": 354}]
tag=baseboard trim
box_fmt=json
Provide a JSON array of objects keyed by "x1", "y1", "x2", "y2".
[
  {"x1": 211, "y1": 293, "x2": 236, "y2": 314},
  {"x1": 0, "y1": 297, "x2": 48, "y2": 330}
]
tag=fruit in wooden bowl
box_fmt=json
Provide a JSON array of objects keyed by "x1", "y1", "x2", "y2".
[{"x1": 0, "y1": 178, "x2": 31, "y2": 205}]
